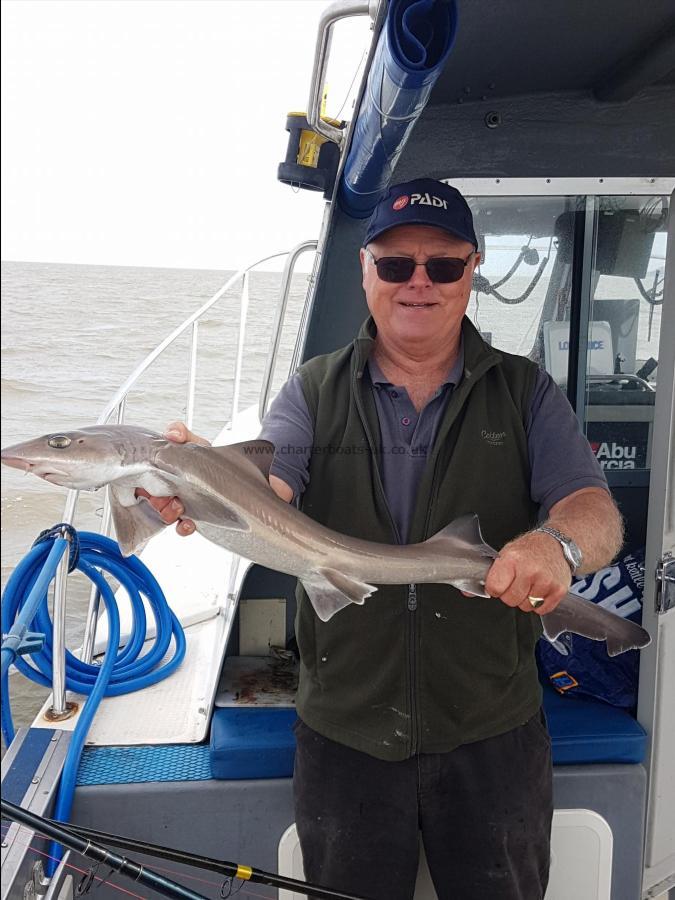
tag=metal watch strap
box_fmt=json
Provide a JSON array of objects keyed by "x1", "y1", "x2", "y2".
[{"x1": 534, "y1": 525, "x2": 582, "y2": 574}]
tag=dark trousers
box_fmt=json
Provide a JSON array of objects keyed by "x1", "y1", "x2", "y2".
[{"x1": 293, "y1": 712, "x2": 553, "y2": 900}]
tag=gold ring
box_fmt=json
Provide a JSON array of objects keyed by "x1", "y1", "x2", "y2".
[{"x1": 528, "y1": 596, "x2": 545, "y2": 609}]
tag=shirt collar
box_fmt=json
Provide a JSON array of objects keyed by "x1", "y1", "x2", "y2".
[{"x1": 367, "y1": 338, "x2": 465, "y2": 388}]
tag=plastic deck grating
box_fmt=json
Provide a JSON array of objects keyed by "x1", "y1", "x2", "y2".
[{"x1": 76, "y1": 744, "x2": 213, "y2": 786}]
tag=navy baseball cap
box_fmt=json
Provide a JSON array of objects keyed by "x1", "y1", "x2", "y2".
[{"x1": 364, "y1": 178, "x2": 477, "y2": 249}]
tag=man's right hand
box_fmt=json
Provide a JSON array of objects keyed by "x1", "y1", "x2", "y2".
[{"x1": 135, "y1": 421, "x2": 209, "y2": 536}]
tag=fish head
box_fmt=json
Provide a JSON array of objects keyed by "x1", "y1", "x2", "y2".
[{"x1": 1, "y1": 425, "x2": 162, "y2": 491}]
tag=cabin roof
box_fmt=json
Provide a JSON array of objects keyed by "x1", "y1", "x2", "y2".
[{"x1": 429, "y1": 0, "x2": 675, "y2": 106}]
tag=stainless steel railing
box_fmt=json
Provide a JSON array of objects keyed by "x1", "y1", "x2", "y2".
[
  {"x1": 259, "y1": 240, "x2": 318, "y2": 421},
  {"x1": 306, "y1": 0, "x2": 378, "y2": 146},
  {"x1": 50, "y1": 243, "x2": 317, "y2": 713}
]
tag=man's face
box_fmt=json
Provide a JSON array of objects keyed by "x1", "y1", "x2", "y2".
[{"x1": 360, "y1": 224, "x2": 480, "y2": 349}]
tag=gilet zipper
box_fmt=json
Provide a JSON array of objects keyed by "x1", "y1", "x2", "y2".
[{"x1": 353, "y1": 366, "x2": 418, "y2": 755}]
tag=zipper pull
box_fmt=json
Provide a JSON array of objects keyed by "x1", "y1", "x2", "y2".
[{"x1": 407, "y1": 583, "x2": 418, "y2": 611}]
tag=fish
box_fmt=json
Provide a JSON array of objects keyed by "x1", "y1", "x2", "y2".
[{"x1": 1, "y1": 425, "x2": 650, "y2": 655}]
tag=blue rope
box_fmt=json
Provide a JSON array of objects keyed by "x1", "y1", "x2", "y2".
[{"x1": 1, "y1": 529, "x2": 187, "y2": 872}]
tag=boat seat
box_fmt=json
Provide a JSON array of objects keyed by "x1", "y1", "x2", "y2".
[
  {"x1": 210, "y1": 707, "x2": 297, "y2": 779},
  {"x1": 209, "y1": 686, "x2": 646, "y2": 779},
  {"x1": 542, "y1": 682, "x2": 647, "y2": 765}
]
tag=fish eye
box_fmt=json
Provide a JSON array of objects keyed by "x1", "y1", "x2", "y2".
[{"x1": 48, "y1": 435, "x2": 72, "y2": 449}]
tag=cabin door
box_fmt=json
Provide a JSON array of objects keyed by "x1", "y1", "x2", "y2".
[{"x1": 639, "y1": 190, "x2": 675, "y2": 898}]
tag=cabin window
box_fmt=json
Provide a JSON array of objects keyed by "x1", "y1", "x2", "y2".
[
  {"x1": 466, "y1": 195, "x2": 576, "y2": 364},
  {"x1": 583, "y1": 196, "x2": 666, "y2": 477},
  {"x1": 467, "y1": 192, "x2": 668, "y2": 482}
]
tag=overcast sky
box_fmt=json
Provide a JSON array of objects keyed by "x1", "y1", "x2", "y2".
[{"x1": 1, "y1": 1, "x2": 371, "y2": 270}]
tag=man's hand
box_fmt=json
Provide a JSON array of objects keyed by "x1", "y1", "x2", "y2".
[
  {"x1": 484, "y1": 531, "x2": 572, "y2": 615},
  {"x1": 480, "y1": 487, "x2": 623, "y2": 616},
  {"x1": 135, "y1": 421, "x2": 209, "y2": 536},
  {"x1": 134, "y1": 423, "x2": 294, "y2": 538}
]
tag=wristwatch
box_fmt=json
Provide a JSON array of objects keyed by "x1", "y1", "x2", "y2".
[{"x1": 534, "y1": 526, "x2": 583, "y2": 575}]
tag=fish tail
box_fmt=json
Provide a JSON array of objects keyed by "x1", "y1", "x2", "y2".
[{"x1": 543, "y1": 591, "x2": 651, "y2": 655}]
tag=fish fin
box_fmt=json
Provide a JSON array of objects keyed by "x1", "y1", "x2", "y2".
[
  {"x1": 109, "y1": 488, "x2": 166, "y2": 556},
  {"x1": 450, "y1": 578, "x2": 490, "y2": 598},
  {"x1": 210, "y1": 440, "x2": 275, "y2": 480},
  {"x1": 181, "y1": 501, "x2": 250, "y2": 532},
  {"x1": 423, "y1": 513, "x2": 498, "y2": 559},
  {"x1": 301, "y1": 569, "x2": 377, "y2": 622},
  {"x1": 542, "y1": 591, "x2": 651, "y2": 656}
]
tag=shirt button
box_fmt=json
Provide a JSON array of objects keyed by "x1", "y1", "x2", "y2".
[
  {"x1": 401, "y1": 416, "x2": 411, "y2": 426},
  {"x1": 390, "y1": 390, "x2": 399, "y2": 398}
]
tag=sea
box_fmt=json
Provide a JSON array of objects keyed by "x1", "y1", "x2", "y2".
[{"x1": 1, "y1": 259, "x2": 309, "y2": 739}]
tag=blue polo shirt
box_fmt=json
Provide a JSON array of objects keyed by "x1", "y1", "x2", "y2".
[{"x1": 260, "y1": 350, "x2": 608, "y2": 542}]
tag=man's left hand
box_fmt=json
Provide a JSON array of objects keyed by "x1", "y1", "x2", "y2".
[{"x1": 483, "y1": 532, "x2": 572, "y2": 615}]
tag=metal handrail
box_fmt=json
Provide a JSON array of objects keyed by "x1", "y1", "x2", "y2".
[
  {"x1": 259, "y1": 240, "x2": 318, "y2": 421},
  {"x1": 95, "y1": 252, "x2": 287, "y2": 428},
  {"x1": 231, "y1": 271, "x2": 250, "y2": 420},
  {"x1": 307, "y1": 0, "x2": 379, "y2": 146},
  {"x1": 51, "y1": 249, "x2": 298, "y2": 694},
  {"x1": 50, "y1": 498, "x2": 77, "y2": 715},
  {"x1": 185, "y1": 320, "x2": 200, "y2": 431},
  {"x1": 290, "y1": 246, "x2": 322, "y2": 375}
]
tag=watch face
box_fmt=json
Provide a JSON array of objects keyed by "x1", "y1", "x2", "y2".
[
  {"x1": 566, "y1": 541, "x2": 583, "y2": 569},
  {"x1": 536, "y1": 527, "x2": 582, "y2": 571}
]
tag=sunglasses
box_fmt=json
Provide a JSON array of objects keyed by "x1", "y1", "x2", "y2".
[{"x1": 365, "y1": 248, "x2": 475, "y2": 284}]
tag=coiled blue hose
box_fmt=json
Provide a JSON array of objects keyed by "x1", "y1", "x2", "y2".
[{"x1": 1, "y1": 529, "x2": 186, "y2": 872}]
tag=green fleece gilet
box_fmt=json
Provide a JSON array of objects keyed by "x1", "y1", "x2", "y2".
[{"x1": 294, "y1": 316, "x2": 542, "y2": 761}]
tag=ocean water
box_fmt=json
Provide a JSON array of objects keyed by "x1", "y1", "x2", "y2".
[{"x1": 1, "y1": 259, "x2": 309, "y2": 737}]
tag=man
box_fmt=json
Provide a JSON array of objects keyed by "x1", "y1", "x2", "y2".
[{"x1": 144, "y1": 178, "x2": 622, "y2": 899}]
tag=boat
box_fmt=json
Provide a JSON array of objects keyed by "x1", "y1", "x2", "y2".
[{"x1": 2, "y1": 1, "x2": 674, "y2": 898}]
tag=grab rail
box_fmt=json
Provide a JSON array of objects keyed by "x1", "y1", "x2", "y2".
[
  {"x1": 96, "y1": 253, "x2": 285, "y2": 429},
  {"x1": 307, "y1": 0, "x2": 378, "y2": 146},
  {"x1": 259, "y1": 240, "x2": 318, "y2": 421},
  {"x1": 49, "y1": 248, "x2": 311, "y2": 705},
  {"x1": 51, "y1": 493, "x2": 78, "y2": 714}
]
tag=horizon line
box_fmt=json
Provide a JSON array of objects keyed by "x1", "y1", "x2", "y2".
[{"x1": 0, "y1": 258, "x2": 315, "y2": 275}]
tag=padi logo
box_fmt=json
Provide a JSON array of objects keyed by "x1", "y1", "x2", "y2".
[
  {"x1": 591, "y1": 441, "x2": 637, "y2": 469},
  {"x1": 392, "y1": 192, "x2": 449, "y2": 211},
  {"x1": 481, "y1": 429, "x2": 506, "y2": 446},
  {"x1": 411, "y1": 192, "x2": 448, "y2": 209}
]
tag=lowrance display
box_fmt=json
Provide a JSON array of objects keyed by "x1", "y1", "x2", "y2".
[{"x1": 544, "y1": 320, "x2": 614, "y2": 383}]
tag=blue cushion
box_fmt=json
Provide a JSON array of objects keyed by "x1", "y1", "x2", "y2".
[
  {"x1": 543, "y1": 683, "x2": 647, "y2": 765},
  {"x1": 210, "y1": 688, "x2": 647, "y2": 777},
  {"x1": 210, "y1": 707, "x2": 297, "y2": 779}
]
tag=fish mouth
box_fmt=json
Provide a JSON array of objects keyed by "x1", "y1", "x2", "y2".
[
  {"x1": 0, "y1": 455, "x2": 32, "y2": 472},
  {"x1": 1, "y1": 457, "x2": 69, "y2": 483}
]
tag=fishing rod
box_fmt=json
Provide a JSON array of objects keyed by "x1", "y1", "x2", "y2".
[
  {"x1": 2, "y1": 799, "x2": 370, "y2": 900},
  {"x1": 2, "y1": 799, "x2": 207, "y2": 900}
]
